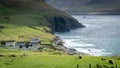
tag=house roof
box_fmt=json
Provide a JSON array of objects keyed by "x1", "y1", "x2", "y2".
[
  {"x1": 16, "y1": 42, "x2": 25, "y2": 44},
  {"x1": 29, "y1": 42, "x2": 39, "y2": 44},
  {"x1": 2, "y1": 40, "x2": 15, "y2": 42},
  {"x1": 30, "y1": 38, "x2": 40, "y2": 41}
]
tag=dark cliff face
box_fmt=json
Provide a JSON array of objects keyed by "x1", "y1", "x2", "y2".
[
  {"x1": 0, "y1": 0, "x2": 85, "y2": 32},
  {"x1": 47, "y1": 16, "x2": 85, "y2": 32}
]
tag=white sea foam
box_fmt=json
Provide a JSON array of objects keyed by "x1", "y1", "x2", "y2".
[
  {"x1": 63, "y1": 39, "x2": 112, "y2": 56},
  {"x1": 75, "y1": 48, "x2": 111, "y2": 56},
  {"x1": 63, "y1": 39, "x2": 95, "y2": 48}
]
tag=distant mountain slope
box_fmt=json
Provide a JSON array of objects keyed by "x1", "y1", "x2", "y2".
[
  {"x1": 0, "y1": 0, "x2": 84, "y2": 41},
  {"x1": 46, "y1": 0, "x2": 120, "y2": 15}
]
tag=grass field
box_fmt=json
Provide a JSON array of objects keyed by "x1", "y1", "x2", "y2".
[
  {"x1": 0, "y1": 0, "x2": 75, "y2": 42},
  {"x1": 0, "y1": 48, "x2": 120, "y2": 68},
  {"x1": 0, "y1": 25, "x2": 54, "y2": 41},
  {"x1": 0, "y1": 13, "x2": 55, "y2": 41}
]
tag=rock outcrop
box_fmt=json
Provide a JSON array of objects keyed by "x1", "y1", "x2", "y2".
[{"x1": 47, "y1": 16, "x2": 85, "y2": 32}]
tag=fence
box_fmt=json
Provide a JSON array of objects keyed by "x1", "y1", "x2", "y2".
[{"x1": 76, "y1": 64, "x2": 119, "y2": 68}]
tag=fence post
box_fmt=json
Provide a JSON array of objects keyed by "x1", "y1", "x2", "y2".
[
  {"x1": 89, "y1": 64, "x2": 92, "y2": 68},
  {"x1": 77, "y1": 64, "x2": 79, "y2": 68},
  {"x1": 116, "y1": 65, "x2": 118, "y2": 68}
]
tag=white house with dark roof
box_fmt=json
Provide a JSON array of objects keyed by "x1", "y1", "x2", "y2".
[
  {"x1": 29, "y1": 38, "x2": 40, "y2": 46},
  {"x1": 5, "y1": 40, "x2": 15, "y2": 47},
  {"x1": 16, "y1": 42, "x2": 25, "y2": 48},
  {"x1": 30, "y1": 38, "x2": 40, "y2": 42}
]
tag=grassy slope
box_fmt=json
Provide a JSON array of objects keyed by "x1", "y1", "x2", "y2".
[
  {"x1": 0, "y1": 14, "x2": 54, "y2": 41},
  {"x1": 0, "y1": 48, "x2": 120, "y2": 68},
  {"x1": 0, "y1": 0, "x2": 69, "y2": 41}
]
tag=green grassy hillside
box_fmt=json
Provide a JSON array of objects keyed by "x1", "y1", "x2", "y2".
[
  {"x1": 0, "y1": 0, "x2": 55, "y2": 41},
  {"x1": 0, "y1": 14, "x2": 55, "y2": 41},
  {"x1": 0, "y1": 0, "x2": 85, "y2": 41}
]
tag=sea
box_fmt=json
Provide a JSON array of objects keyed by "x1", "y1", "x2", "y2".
[{"x1": 55, "y1": 15, "x2": 120, "y2": 56}]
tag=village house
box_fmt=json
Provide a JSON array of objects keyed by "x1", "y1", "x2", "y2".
[
  {"x1": 5, "y1": 40, "x2": 15, "y2": 47},
  {"x1": 30, "y1": 38, "x2": 40, "y2": 42},
  {"x1": 16, "y1": 42, "x2": 25, "y2": 48},
  {"x1": 29, "y1": 42, "x2": 40, "y2": 46},
  {"x1": 29, "y1": 38, "x2": 40, "y2": 46}
]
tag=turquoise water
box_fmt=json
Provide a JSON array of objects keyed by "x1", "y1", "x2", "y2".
[{"x1": 56, "y1": 15, "x2": 120, "y2": 56}]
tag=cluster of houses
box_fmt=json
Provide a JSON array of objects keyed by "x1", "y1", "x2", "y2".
[
  {"x1": 1, "y1": 38, "x2": 41, "y2": 50},
  {"x1": 0, "y1": 36, "x2": 81, "y2": 55}
]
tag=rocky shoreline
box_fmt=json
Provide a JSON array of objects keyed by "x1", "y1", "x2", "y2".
[{"x1": 54, "y1": 36, "x2": 87, "y2": 55}]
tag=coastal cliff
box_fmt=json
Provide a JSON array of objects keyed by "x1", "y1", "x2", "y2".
[
  {"x1": 46, "y1": 16, "x2": 85, "y2": 32},
  {"x1": 0, "y1": 0, "x2": 85, "y2": 41}
]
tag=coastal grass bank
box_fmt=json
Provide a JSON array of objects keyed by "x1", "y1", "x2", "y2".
[{"x1": 0, "y1": 48, "x2": 120, "y2": 68}]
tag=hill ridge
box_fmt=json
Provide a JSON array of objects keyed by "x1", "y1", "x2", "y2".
[
  {"x1": 46, "y1": 0, "x2": 120, "y2": 15},
  {"x1": 0, "y1": 0, "x2": 85, "y2": 41}
]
